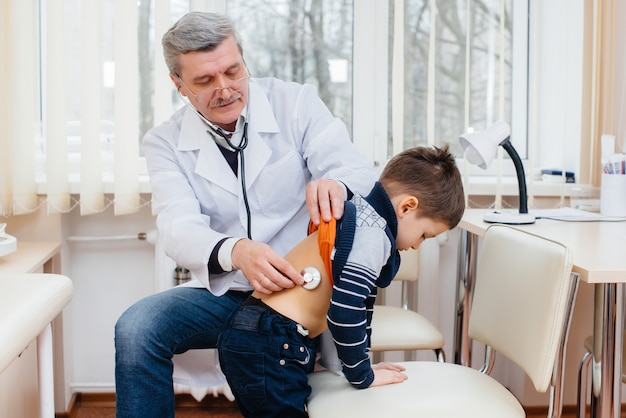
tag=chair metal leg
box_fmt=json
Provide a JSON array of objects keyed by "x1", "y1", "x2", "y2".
[
  {"x1": 577, "y1": 349, "x2": 592, "y2": 418},
  {"x1": 549, "y1": 273, "x2": 580, "y2": 418},
  {"x1": 434, "y1": 348, "x2": 445, "y2": 363}
]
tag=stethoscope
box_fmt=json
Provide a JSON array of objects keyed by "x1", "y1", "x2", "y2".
[
  {"x1": 178, "y1": 91, "x2": 253, "y2": 240},
  {"x1": 178, "y1": 85, "x2": 323, "y2": 290},
  {"x1": 181, "y1": 97, "x2": 324, "y2": 289}
]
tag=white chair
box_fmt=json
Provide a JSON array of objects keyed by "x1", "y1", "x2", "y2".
[
  {"x1": 370, "y1": 248, "x2": 445, "y2": 362},
  {"x1": 308, "y1": 225, "x2": 579, "y2": 418},
  {"x1": 576, "y1": 334, "x2": 626, "y2": 418}
]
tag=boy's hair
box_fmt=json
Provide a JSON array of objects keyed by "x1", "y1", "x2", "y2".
[
  {"x1": 162, "y1": 12, "x2": 243, "y2": 77},
  {"x1": 380, "y1": 145, "x2": 465, "y2": 228}
]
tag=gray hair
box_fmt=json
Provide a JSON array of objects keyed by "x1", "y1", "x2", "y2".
[{"x1": 162, "y1": 12, "x2": 243, "y2": 76}]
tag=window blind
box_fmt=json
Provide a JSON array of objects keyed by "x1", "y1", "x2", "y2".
[
  {"x1": 79, "y1": 1, "x2": 105, "y2": 215},
  {"x1": 1, "y1": 0, "x2": 172, "y2": 217},
  {"x1": 112, "y1": 0, "x2": 140, "y2": 215},
  {"x1": 2, "y1": 1, "x2": 38, "y2": 216},
  {"x1": 45, "y1": 1, "x2": 70, "y2": 214}
]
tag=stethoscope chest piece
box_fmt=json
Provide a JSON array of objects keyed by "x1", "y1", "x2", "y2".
[{"x1": 301, "y1": 267, "x2": 322, "y2": 290}]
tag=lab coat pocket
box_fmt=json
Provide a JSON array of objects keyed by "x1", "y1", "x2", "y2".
[{"x1": 253, "y1": 150, "x2": 307, "y2": 217}]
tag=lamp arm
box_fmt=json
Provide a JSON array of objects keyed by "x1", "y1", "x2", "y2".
[{"x1": 501, "y1": 139, "x2": 529, "y2": 214}]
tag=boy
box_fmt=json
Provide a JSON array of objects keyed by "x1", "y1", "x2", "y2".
[{"x1": 217, "y1": 145, "x2": 465, "y2": 417}]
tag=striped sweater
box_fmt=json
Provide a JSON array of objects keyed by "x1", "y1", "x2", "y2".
[{"x1": 326, "y1": 182, "x2": 400, "y2": 389}]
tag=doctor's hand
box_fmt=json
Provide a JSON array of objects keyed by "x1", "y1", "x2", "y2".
[
  {"x1": 231, "y1": 239, "x2": 304, "y2": 294},
  {"x1": 370, "y1": 362, "x2": 408, "y2": 388},
  {"x1": 306, "y1": 179, "x2": 345, "y2": 226}
]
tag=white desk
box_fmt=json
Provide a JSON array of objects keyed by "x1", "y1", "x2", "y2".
[
  {"x1": 0, "y1": 242, "x2": 61, "y2": 275},
  {"x1": 0, "y1": 242, "x2": 67, "y2": 417},
  {"x1": 455, "y1": 209, "x2": 626, "y2": 418}
]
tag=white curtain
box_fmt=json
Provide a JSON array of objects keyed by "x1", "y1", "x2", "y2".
[
  {"x1": 46, "y1": 1, "x2": 71, "y2": 214},
  {"x1": 0, "y1": 0, "x2": 180, "y2": 217},
  {"x1": 112, "y1": 0, "x2": 140, "y2": 215},
  {"x1": 78, "y1": 1, "x2": 105, "y2": 215},
  {"x1": 1, "y1": 0, "x2": 38, "y2": 216}
]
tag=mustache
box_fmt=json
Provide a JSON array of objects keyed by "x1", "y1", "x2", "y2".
[{"x1": 210, "y1": 93, "x2": 242, "y2": 109}]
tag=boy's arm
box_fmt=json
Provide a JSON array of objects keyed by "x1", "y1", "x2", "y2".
[{"x1": 326, "y1": 260, "x2": 378, "y2": 389}]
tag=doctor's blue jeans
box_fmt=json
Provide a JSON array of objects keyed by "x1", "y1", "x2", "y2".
[{"x1": 114, "y1": 287, "x2": 250, "y2": 418}]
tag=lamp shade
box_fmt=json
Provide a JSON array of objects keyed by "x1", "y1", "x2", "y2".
[
  {"x1": 458, "y1": 120, "x2": 534, "y2": 224},
  {"x1": 459, "y1": 120, "x2": 511, "y2": 169}
]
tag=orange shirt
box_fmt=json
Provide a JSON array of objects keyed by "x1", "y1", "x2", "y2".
[{"x1": 307, "y1": 218, "x2": 336, "y2": 286}]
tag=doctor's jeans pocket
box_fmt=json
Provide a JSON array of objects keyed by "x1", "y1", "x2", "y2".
[{"x1": 218, "y1": 305, "x2": 318, "y2": 418}]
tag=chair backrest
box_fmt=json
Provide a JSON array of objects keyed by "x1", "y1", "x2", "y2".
[
  {"x1": 468, "y1": 224, "x2": 575, "y2": 392},
  {"x1": 395, "y1": 248, "x2": 420, "y2": 283}
]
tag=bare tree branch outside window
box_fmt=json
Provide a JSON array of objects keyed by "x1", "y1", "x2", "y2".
[
  {"x1": 397, "y1": 0, "x2": 513, "y2": 156},
  {"x1": 228, "y1": 0, "x2": 354, "y2": 136}
]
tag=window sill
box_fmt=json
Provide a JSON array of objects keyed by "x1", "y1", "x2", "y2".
[
  {"x1": 465, "y1": 176, "x2": 596, "y2": 198},
  {"x1": 35, "y1": 175, "x2": 594, "y2": 200}
]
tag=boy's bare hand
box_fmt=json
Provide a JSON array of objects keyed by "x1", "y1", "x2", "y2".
[{"x1": 370, "y1": 362, "x2": 408, "y2": 387}]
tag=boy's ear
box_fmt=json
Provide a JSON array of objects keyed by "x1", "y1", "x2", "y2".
[{"x1": 398, "y1": 196, "x2": 419, "y2": 217}]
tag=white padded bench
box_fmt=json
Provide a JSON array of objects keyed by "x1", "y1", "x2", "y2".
[{"x1": 0, "y1": 274, "x2": 73, "y2": 418}]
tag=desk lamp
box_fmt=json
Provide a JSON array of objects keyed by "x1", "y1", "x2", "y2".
[{"x1": 459, "y1": 120, "x2": 536, "y2": 224}]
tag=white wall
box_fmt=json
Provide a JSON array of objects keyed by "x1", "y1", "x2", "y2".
[
  {"x1": 61, "y1": 202, "x2": 156, "y2": 393},
  {"x1": 3, "y1": 199, "x2": 159, "y2": 395}
]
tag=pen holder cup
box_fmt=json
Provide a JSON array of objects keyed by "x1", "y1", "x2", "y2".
[{"x1": 600, "y1": 173, "x2": 626, "y2": 217}]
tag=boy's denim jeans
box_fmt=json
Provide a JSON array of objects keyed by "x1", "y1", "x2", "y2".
[
  {"x1": 114, "y1": 287, "x2": 250, "y2": 418},
  {"x1": 218, "y1": 298, "x2": 319, "y2": 418}
]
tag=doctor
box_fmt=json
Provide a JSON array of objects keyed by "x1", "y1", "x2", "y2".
[{"x1": 114, "y1": 11, "x2": 377, "y2": 418}]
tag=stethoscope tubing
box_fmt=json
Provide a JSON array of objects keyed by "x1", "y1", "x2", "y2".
[
  {"x1": 178, "y1": 91, "x2": 253, "y2": 239},
  {"x1": 211, "y1": 123, "x2": 252, "y2": 240}
]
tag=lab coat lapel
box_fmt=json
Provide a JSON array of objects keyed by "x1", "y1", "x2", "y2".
[
  {"x1": 241, "y1": 82, "x2": 279, "y2": 189},
  {"x1": 179, "y1": 107, "x2": 238, "y2": 193}
]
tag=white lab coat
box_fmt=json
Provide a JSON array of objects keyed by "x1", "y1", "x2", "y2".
[
  {"x1": 142, "y1": 77, "x2": 377, "y2": 398},
  {"x1": 144, "y1": 77, "x2": 377, "y2": 294}
]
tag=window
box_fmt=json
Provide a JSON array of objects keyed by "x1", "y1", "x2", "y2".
[
  {"x1": 38, "y1": 0, "x2": 190, "y2": 169},
  {"x1": 392, "y1": 0, "x2": 527, "y2": 160},
  {"x1": 36, "y1": 0, "x2": 525, "y2": 176},
  {"x1": 226, "y1": 1, "x2": 354, "y2": 135},
  {"x1": 2, "y1": 0, "x2": 584, "y2": 216},
  {"x1": 228, "y1": 0, "x2": 529, "y2": 172}
]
